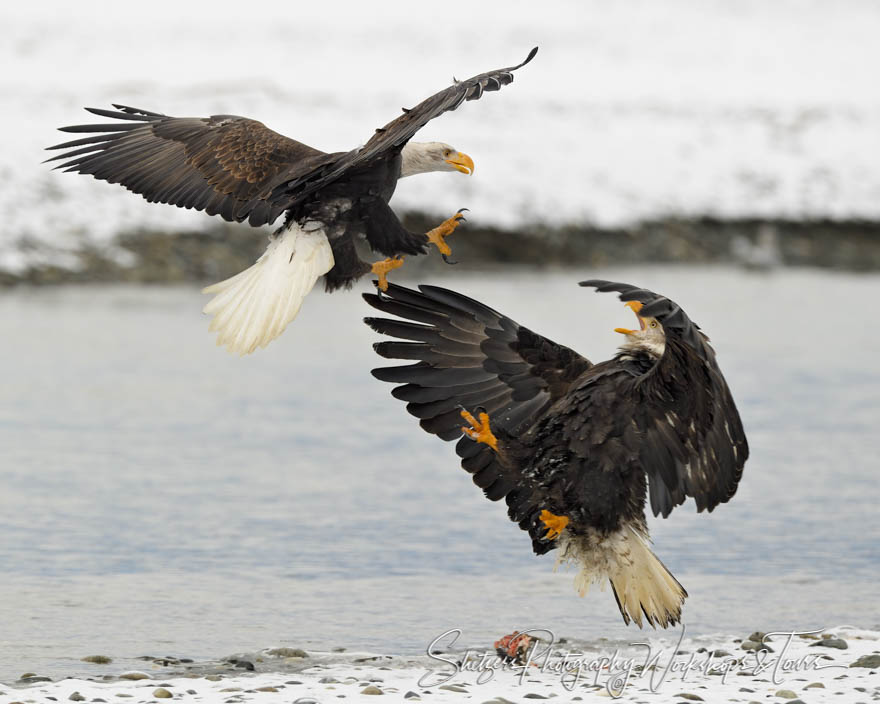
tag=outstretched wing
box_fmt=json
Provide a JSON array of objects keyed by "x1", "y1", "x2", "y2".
[
  {"x1": 364, "y1": 281, "x2": 590, "y2": 501},
  {"x1": 45, "y1": 105, "x2": 338, "y2": 227},
  {"x1": 581, "y1": 280, "x2": 749, "y2": 518},
  {"x1": 270, "y1": 47, "x2": 538, "y2": 203},
  {"x1": 51, "y1": 50, "x2": 537, "y2": 225}
]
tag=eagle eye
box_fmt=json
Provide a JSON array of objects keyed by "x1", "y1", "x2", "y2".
[{"x1": 650, "y1": 321, "x2": 658, "y2": 328}]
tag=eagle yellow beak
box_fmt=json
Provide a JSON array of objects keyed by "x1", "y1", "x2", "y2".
[
  {"x1": 615, "y1": 300, "x2": 646, "y2": 335},
  {"x1": 445, "y1": 151, "x2": 475, "y2": 175}
]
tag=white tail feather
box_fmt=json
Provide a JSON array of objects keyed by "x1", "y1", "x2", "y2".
[
  {"x1": 555, "y1": 525, "x2": 687, "y2": 628},
  {"x1": 202, "y1": 224, "x2": 334, "y2": 356}
]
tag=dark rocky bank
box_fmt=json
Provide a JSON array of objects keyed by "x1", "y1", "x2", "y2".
[{"x1": 3, "y1": 213, "x2": 880, "y2": 287}]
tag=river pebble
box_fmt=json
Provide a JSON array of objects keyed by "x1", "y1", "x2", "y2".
[{"x1": 850, "y1": 653, "x2": 880, "y2": 668}]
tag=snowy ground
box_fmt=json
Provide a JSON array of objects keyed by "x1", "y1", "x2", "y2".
[
  {"x1": 2, "y1": 626, "x2": 878, "y2": 703},
  {"x1": 2, "y1": 0, "x2": 880, "y2": 273}
]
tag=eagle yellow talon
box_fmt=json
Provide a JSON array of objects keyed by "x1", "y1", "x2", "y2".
[
  {"x1": 426, "y1": 211, "x2": 465, "y2": 257},
  {"x1": 460, "y1": 408, "x2": 498, "y2": 451},
  {"x1": 539, "y1": 509, "x2": 569, "y2": 540},
  {"x1": 371, "y1": 256, "x2": 404, "y2": 291}
]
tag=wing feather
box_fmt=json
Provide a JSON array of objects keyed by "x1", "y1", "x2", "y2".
[
  {"x1": 52, "y1": 51, "x2": 536, "y2": 225},
  {"x1": 47, "y1": 107, "x2": 336, "y2": 227},
  {"x1": 269, "y1": 48, "x2": 538, "y2": 205},
  {"x1": 580, "y1": 280, "x2": 749, "y2": 517},
  {"x1": 364, "y1": 281, "x2": 590, "y2": 504}
]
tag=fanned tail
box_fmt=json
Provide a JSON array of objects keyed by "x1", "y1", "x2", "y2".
[
  {"x1": 556, "y1": 525, "x2": 687, "y2": 629},
  {"x1": 202, "y1": 224, "x2": 334, "y2": 356}
]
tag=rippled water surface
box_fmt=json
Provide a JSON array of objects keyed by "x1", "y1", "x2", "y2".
[{"x1": 1, "y1": 267, "x2": 878, "y2": 681}]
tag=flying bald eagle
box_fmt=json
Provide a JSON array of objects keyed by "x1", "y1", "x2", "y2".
[
  {"x1": 45, "y1": 48, "x2": 538, "y2": 355},
  {"x1": 364, "y1": 280, "x2": 748, "y2": 628}
]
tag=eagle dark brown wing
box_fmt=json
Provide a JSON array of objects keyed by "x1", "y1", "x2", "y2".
[
  {"x1": 581, "y1": 280, "x2": 749, "y2": 518},
  {"x1": 45, "y1": 105, "x2": 339, "y2": 227},
  {"x1": 270, "y1": 47, "x2": 538, "y2": 204},
  {"x1": 364, "y1": 281, "x2": 591, "y2": 502},
  {"x1": 49, "y1": 50, "x2": 537, "y2": 227}
]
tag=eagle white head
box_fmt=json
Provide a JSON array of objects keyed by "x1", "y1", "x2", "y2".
[
  {"x1": 400, "y1": 141, "x2": 475, "y2": 178},
  {"x1": 615, "y1": 301, "x2": 666, "y2": 358}
]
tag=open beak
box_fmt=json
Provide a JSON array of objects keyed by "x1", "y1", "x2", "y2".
[
  {"x1": 445, "y1": 151, "x2": 475, "y2": 176},
  {"x1": 614, "y1": 300, "x2": 646, "y2": 335}
]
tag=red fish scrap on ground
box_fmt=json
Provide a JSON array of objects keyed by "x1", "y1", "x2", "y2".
[{"x1": 494, "y1": 631, "x2": 539, "y2": 664}]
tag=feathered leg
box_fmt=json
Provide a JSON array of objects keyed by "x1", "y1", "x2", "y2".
[{"x1": 363, "y1": 203, "x2": 468, "y2": 289}]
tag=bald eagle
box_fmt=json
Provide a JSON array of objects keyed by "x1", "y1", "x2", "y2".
[
  {"x1": 45, "y1": 48, "x2": 537, "y2": 355},
  {"x1": 364, "y1": 280, "x2": 748, "y2": 628}
]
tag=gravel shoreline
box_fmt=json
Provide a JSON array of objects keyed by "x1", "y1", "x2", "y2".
[
  {"x1": 3, "y1": 215, "x2": 880, "y2": 288},
  {"x1": 3, "y1": 626, "x2": 877, "y2": 703}
]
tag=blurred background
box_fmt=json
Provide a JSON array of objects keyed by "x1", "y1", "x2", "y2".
[
  {"x1": 3, "y1": 0, "x2": 880, "y2": 280},
  {"x1": 1, "y1": 0, "x2": 878, "y2": 683}
]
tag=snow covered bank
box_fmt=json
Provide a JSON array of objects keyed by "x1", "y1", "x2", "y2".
[
  {"x1": 2, "y1": 0, "x2": 879, "y2": 273},
  {"x1": 3, "y1": 626, "x2": 878, "y2": 703}
]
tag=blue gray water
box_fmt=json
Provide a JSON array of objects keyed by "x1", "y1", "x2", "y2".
[{"x1": 1, "y1": 267, "x2": 878, "y2": 682}]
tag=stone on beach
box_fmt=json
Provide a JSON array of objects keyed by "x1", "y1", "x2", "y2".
[
  {"x1": 741, "y1": 640, "x2": 774, "y2": 652},
  {"x1": 439, "y1": 684, "x2": 469, "y2": 693},
  {"x1": 810, "y1": 638, "x2": 848, "y2": 649},
  {"x1": 266, "y1": 647, "x2": 308, "y2": 658},
  {"x1": 81, "y1": 655, "x2": 113, "y2": 664},
  {"x1": 18, "y1": 675, "x2": 51, "y2": 683},
  {"x1": 850, "y1": 653, "x2": 880, "y2": 668}
]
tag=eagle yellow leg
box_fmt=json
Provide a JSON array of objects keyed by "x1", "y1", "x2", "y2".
[
  {"x1": 539, "y1": 510, "x2": 569, "y2": 540},
  {"x1": 371, "y1": 256, "x2": 404, "y2": 292},
  {"x1": 426, "y1": 209, "x2": 467, "y2": 257},
  {"x1": 460, "y1": 408, "x2": 498, "y2": 451}
]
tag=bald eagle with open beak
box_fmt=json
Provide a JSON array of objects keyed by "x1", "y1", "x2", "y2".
[
  {"x1": 364, "y1": 280, "x2": 748, "y2": 628},
  {"x1": 45, "y1": 48, "x2": 537, "y2": 355}
]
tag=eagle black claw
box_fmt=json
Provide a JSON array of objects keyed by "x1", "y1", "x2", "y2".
[{"x1": 441, "y1": 254, "x2": 459, "y2": 265}]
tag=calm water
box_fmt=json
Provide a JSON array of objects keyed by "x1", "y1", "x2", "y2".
[{"x1": 1, "y1": 267, "x2": 878, "y2": 682}]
